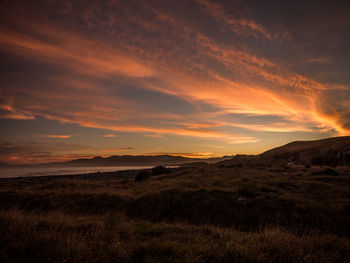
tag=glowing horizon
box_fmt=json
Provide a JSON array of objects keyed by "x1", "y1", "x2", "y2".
[{"x1": 1, "y1": 0, "x2": 349, "y2": 164}]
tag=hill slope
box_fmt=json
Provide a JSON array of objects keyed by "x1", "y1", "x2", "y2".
[
  {"x1": 260, "y1": 136, "x2": 350, "y2": 165},
  {"x1": 217, "y1": 136, "x2": 350, "y2": 167}
]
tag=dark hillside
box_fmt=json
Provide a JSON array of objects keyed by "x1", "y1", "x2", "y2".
[{"x1": 219, "y1": 136, "x2": 350, "y2": 167}]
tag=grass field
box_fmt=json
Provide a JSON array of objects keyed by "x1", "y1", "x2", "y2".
[{"x1": 1, "y1": 165, "x2": 349, "y2": 262}]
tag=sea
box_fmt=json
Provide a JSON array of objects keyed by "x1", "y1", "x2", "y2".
[{"x1": 0, "y1": 166, "x2": 156, "y2": 179}]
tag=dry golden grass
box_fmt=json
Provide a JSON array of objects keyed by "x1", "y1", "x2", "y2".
[
  {"x1": 0, "y1": 165, "x2": 349, "y2": 262},
  {"x1": 1, "y1": 209, "x2": 349, "y2": 263}
]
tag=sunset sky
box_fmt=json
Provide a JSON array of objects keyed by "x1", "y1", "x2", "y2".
[{"x1": 1, "y1": 0, "x2": 350, "y2": 164}]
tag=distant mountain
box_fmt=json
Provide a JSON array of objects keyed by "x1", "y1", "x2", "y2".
[
  {"x1": 65, "y1": 155, "x2": 191, "y2": 166},
  {"x1": 41, "y1": 155, "x2": 233, "y2": 167}
]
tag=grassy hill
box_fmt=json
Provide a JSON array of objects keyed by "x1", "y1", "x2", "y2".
[
  {"x1": 260, "y1": 136, "x2": 350, "y2": 165},
  {"x1": 1, "y1": 138, "x2": 350, "y2": 262},
  {"x1": 218, "y1": 136, "x2": 350, "y2": 168}
]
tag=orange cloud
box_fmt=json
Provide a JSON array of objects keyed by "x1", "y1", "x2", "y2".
[
  {"x1": 103, "y1": 134, "x2": 117, "y2": 138},
  {"x1": 102, "y1": 147, "x2": 133, "y2": 153},
  {"x1": 0, "y1": 17, "x2": 153, "y2": 78},
  {"x1": 0, "y1": 101, "x2": 34, "y2": 120},
  {"x1": 39, "y1": 134, "x2": 73, "y2": 139}
]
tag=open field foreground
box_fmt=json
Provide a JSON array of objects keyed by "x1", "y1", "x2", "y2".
[{"x1": 1, "y1": 165, "x2": 350, "y2": 262}]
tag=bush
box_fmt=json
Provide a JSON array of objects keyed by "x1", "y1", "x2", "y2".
[
  {"x1": 135, "y1": 170, "x2": 150, "y2": 182},
  {"x1": 151, "y1": 166, "x2": 170, "y2": 176}
]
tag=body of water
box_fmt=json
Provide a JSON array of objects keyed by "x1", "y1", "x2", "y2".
[{"x1": 0, "y1": 166, "x2": 155, "y2": 178}]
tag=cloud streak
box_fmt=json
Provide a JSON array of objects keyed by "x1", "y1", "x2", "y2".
[
  {"x1": 103, "y1": 134, "x2": 116, "y2": 138},
  {"x1": 39, "y1": 134, "x2": 73, "y2": 139}
]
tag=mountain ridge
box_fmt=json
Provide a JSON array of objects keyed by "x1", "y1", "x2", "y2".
[
  {"x1": 0, "y1": 154, "x2": 233, "y2": 167},
  {"x1": 2, "y1": 136, "x2": 350, "y2": 167}
]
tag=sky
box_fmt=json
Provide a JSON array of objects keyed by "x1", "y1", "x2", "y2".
[{"x1": 0, "y1": 0, "x2": 350, "y2": 164}]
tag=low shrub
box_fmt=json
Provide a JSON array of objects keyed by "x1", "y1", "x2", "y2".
[
  {"x1": 134, "y1": 170, "x2": 150, "y2": 182},
  {"x1": 151, "y1": 166, "x2": 170, "y2": 176}
]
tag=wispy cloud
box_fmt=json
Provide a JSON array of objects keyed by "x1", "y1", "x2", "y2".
[
  {"x1": 228, "y1": 137, "x2": 260, "y2": 144},
  {"x1": 0, "y1": 141, "x2": 91, "y2": 164},
  {"x1": 39, "y1": 134, "x2": 73, "y2": 139},
  {"x1": 0, "y1": 101, "x2": 34, "y2": 120},
  {"x1": 303, "y1": 57, "x2": 331, "y2": 64},
  {"x1": 103, "y1": 147, "x2": 133, "y2": 153},
  {"x1": 103, "y1": 134, "x2": 117, "y2": 138},
  {"x1": 195, "y1": 0, "x2": 272, "y2": 39},
  {"x1": 144, "y1": 134, "x2": 168, "y2": 139}
]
